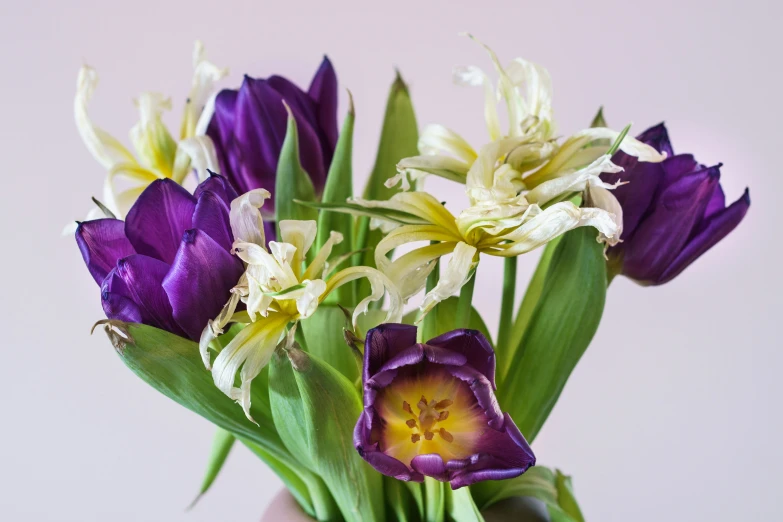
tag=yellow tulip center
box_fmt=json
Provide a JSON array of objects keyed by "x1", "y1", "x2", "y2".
[{"x1": 374, "y1": 368, "x2": 486, "y2": 467}]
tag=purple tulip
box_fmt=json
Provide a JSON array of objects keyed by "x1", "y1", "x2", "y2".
[
  {"x1": 206, "y1": 57, "x2": 338, "y2": 205},
  {"x1": 75, "y1": 175, "x2": 244, "y2": 341},
  {"x1": 354, "y1": 324, "x2": 535, "y2": 489},
  {"x1": 603, "y1": 123, "x2": 750, "y2": 285}
]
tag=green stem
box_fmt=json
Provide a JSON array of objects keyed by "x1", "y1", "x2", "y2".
[
  {"x1": 420, "y1": 245, "x2": 441, "y2": 342},
  {"x1": 424, "y1": 477, "x2": 445, "y2": 522},
  {"x1": 496, "y1": 257, "x2": 518, "y2": 351},
  {"x1": 455, "y1": 272, "x2": 476, "y2": 328}
]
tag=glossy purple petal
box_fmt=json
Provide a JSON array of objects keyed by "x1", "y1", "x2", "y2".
[
  {"x1": 603, "y1": 158, "x2": 663, "y2": 241},
  {"x1": 162, "y1": 229, "x2": 244, "y2": 341},
  {"x1": 194, "y1": 172, "x2": 239, "y2": 207},
  {"x1": 307, "y1": 56, "x2": 339, "y2": 162},
  {"x1": 125, "y1": 179, "x2": 196, "y2": 264},
  {"x1": 192, "y1": 190, "x2": 233, "y2": 251},
  {"x1": 363, "y1": 324, "x2": 418, "y2": 385},
  {"x1": 75, "y1": 219, "x2": 135, "y2": 284},
  {"x1": 354, "y1": 408, "x2": 423, "y2": 482},
  {"x1": 410, "y1": 454, "x2": 449, "y2": 482},
  {"x1": 636, "y1": 122, "x2": 674, "y2": 157},
  {"x1": 446, "y1": 364, "x2": 503, "y2": 429},
  {"x1": 106, "y1": 254, "x2": 184, "y2": 336},
  {"x1": 657, "y1": 189, "x2": 750, "y2": 284},
  {"x1": 426, "y1": 329, "x2": 496, "y2": 387},
  {"x1": 622, "y1": 165, "x2": 720, "y2": 283},
  {"x1": 100, "y1": 268, "x2": 143, "y2": 324}
]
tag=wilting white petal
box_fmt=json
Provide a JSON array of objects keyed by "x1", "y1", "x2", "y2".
[
  {"x1": 199, "y1": 287, "x2": 244, "y2": 368},
  {"x1": 211, "y1": 315, "x2": 288, "y2": 422},
  {"x1": 465, "y1": 137, "x2": 527, "y2": 203},
  {"x1": 505, "y1": 57, "x2": 554, "y2": 136},
  {"x1": 183, "y1": 41, "x2": 229, "y2": 138},
  {"x1": 244, "y1": 266, "x2": 275, "y2": 320},
  {"x1": 294, "y1": 279, "x2": 327, "y2": 318},
  {"x1": 453, "y1": 64, "x2": 501, "y2": 141},
  {"x1": 526, "y1": 155, "x2": 623, "y2": 206},
  {"x1": 325, "y1": 267, "x2": 403, "y2": 328},
  {"x1": 74, "y1": 66, "x2": 137, "y2": 171},
  {"x1": 303, "y1": 230, "x2": 344, "y2": 280},
  {"x1": 279, "y1": 220, "x2": 317, "y2": 274},
  {"x1": 172, "y1": 135, "x2": 219, "y2": 183},
  {"x1": 573, "y1": 128, "x2": 666, "y2": 163},
  {"x1": 230, "y1": 189, "x2": 271, "y2": 246},
  {"x1": 381, "y1": 241, "x2": 455, "y2": 301},
  {"x1": 585, "y1": 185, "x2": 624, "y2": 246},
  {"x1": 394, "y1": 155, "x2": 471, "y2": 189},
  {"x1": 496, "y1": 201, "x2": 619, "y2": 256},
  {"x1": 420, "y1": 242, "x2": 478, "y2": 315},
  {"x1": 130, "y1": 92, "x2": 177, "y2": 175},
  {"x1": 419, "y1": 124, "x2": 478, "y2": 164}
]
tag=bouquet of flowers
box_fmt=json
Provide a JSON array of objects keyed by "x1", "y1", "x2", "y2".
[{"x1": 70, "y1": 35, "x2": 749, "y2": 521}]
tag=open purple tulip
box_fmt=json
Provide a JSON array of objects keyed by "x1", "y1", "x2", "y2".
[
  {"x1": 354, "y1": 324, "x2": 535, "y2": 489},
  {"x1": 206, "y1": 57, "x2": 338, "y2": 205},
  {"x1": 75, "y1": 175, "x2": 244, "y2": 341},
  {"x1": 602, "y1": 123, "x2": 750, "y2": 285}
]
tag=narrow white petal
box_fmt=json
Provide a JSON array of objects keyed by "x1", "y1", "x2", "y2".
[
  {"x1": 418, "y1": 124, "x2": 478, "y2": 164},
  {"x1": 325, "y1": 267, "x2": 403, "y2": 328},
  {"x1": 279, "y1": 220, "x2": 317, "y2": 273},
  {"x1": 172, "y1": 135, "x2": 219, "y2": 183},
  {"x1": 420, "y1": 242, "x2": 478, "y2": 315},
  {"x1": 295, "y1": 279, "x2": 327, "y2": 318},
  {"x1": 573, "y1": 128, "x2": 667, "y2": 162},
  {"x1": 585, "y1": 185, "x2": 624, "y2": 246},
  {"x1": 303, "y1": 230, "x2": 344, "y2": 280},
  {"x1": 230, "y1": 189, "x2": 271, "y2": 246},
  {"x1": 526, "y1": 155, "x2": 623, "y2": 206},
  {"x1": 183, "y1": 41, "x2": 229, "y2": 138},
  {"x1": 453, "y1": 64, "x2": 502, "y2": 141}
]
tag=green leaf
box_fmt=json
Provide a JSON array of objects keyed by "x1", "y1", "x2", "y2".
[
  {"x1": 500, "y1": 237, "x2": 560, "y2": 382},
  {"x1": 424, "y1": 477, "x2": 445, "y2": 522},
  {"x1": 383, "y1": 476, "x2": 420, "y2": 522},
  {"x1": 357, "y1": 71, "x2": 419, "y2": 300},
  {"x1": 298, "y1": 199, "x2": 428, "y2": 226},
  {"x1": 318, "y1": 98, "x2": 356, "y2": 304},
  {"x1": 403, "y1": 481, "x2": 425, "y2": 521},
  {"x1": 301, "y1": 305, "x2": 359, "y2": 383},
  {"x1": 275, "y1": 104, "x2": 318, "y2": 235},
  {"x1": 470, "y1": 466, "x2": 584, "y2": 522},
  {"x1": 605, "y1": 123, "x2": 631, "y2": 157},
  {"x1": 499, "y1": 227, "x2": 607, "y2": 442},
  {"x1": 116, "y1": 324, "x2": 287, "y2": 459},
  {"x1": 190, "y1": 427, "x2": 235, "y2": 508},
  {"x1": 402, "y1": 296, "x2": 494, "y2": 346},
  {"x1": 590, "y1": 106, "x2": 607, "y2": 128},
  {"x1": 269, "y1": 346, "x2": 385, "y2": 522},
  {"x1": 554, "y1": 470, "x2": 585, "y2": 522},
  {"x1": 445, "y1": 487, "x2": 485, "y2": 522}
]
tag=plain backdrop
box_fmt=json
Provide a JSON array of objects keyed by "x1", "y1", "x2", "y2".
[{"x1": 1, "y1": 0, "x2": 780, "y2": 520}]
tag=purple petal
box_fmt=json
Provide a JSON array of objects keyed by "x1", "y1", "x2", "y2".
[
  {"x1": 447, "y1": 364, "x2": 504, "y2": 429},
  {"x1": 162, "y1": 229, "x2": 244, "y2": 341},
  {"x1": 661, "y1": 154, "x2": 701, "y2": 185},
  {"x1": 101, "y1": 268, "x2": 143, "y2": 324},
  {"x1": 354, "y1": 408, "x2": 423, "y2": 482},
  {"x1": 703, "y1": 182, "x2": 726, "y2": 220},
  {"x1": 622, "y1": 165, "x2": 720, "y2": 283},
  {"x1": 125, "y1": 179, "x2": 196, "y2": 264},
  {"x1": 307, "y1": 56, "x2": 339, "y2": 163},
  {"x1": 75, "y1": 219, "x2": 135, "y2": 284},
  {"x1": 603, "y1": 158, "x2": 663, "y2": 242},
  {"x1": 410, "y1": 454, "x2": 449, "y2": 481},
  {"x1": 103, "y1": 254, "x2": 184, "y2": 336},
  {"x1": 192, "y1": 190, "x2": 233, "y2": 252},
  {"x1": 206, "y1": 90, "x2": 243, "y2": 191},
  {"x1": 194, "y1": 173, "x2": 239, "y2": 207},
  {"x1": 425, "y1": 329, "x2": 496, "y2": 387},
  {"x1": 657, "y1": 188, "x2": 750, "y2": 284},
  {"x1": 363, "y1": 324, "x2": 418, "y2": 385},
  {"x1": 636, "y1": 122, "x2": 674, "y2": 157}
]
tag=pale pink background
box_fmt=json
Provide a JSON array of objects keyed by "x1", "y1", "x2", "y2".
[{"x1": 1, "y1": 0, "x2": 780, "y2": 520}]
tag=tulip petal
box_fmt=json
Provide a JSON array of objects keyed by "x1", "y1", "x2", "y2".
[
  {"x1": 75, "y1": 219, "x2": 135, "y2": 284},
  {"x1": 657, "y1": 189, "x2": 750, "y2": 284},
  {"x1": 162, "y1": 229, "x2": 244, "y2": 341},
  {"x1": 192, "y1": 190, "x2": 233, "y2": 251},
  {"x1": 636, "y1": 122, "x2": 674, "y2": 158},
  {"x1": 125, "y1": 179, "x2": 196, "y2": 264},
  {"x1": 194, "y1": 172, "x2": 239, "y2": 207},
  {"x1": 307, "y1": 56, "x2": 339, "y2": 156},
  {"x1": 426, "y1": 329, "x2": 496, "y2": 387},
  {"x1": 103, "y1": 254, "x2": 184, "y2": 336},
  {"x1": 410, "y1": 454, "x2": 449, "y2": 482},
  {"x1": 100, "y1": 268, "x2": 143, "y2": 324},
  {"x1": 363, "y1": 324, "x2": 419, "y2": 385}
]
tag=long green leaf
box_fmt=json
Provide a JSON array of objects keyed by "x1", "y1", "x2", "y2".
[
  {"x1": 190, "y1": 427, "x2": 235, "y2": 508},
  {"x1": 424, "y1": 478, "x2": 445, "y2": 522},
  {"x1": 269, "y1": 346, "x2": 385, "y2": 522},
  {"x1": 445, "y1": 487, "x2": 485, "y2": 522},
  {"x1": 500, "y1": 237, "x2": 560, "y2": 381},
  {"x1": 383, "y1": 476, "x2": 419, "y2": 522},
  {"x1": 403, "y1": 296, "x2": 494, "y2": 347},
  {"x1": 554, "y1": 470, "x2": 585, "y2": 522},
  {"x1": 357, "y1": 71, "x2": 419, "y2": 300},
  {"x1": 318, "y1": 98, "x2": 356, "y2": 304},
  {"x1": 499, "y1": 227, "x2": 607, "y2": 442},
  {"x1": 300, "y1": 305, "x2": 359, "y2": 385},
  {"x1": 275, "y1": 105, "x2": 318, "y2": 236}
]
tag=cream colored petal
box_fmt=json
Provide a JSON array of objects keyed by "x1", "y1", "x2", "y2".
[
  {"x1": 453, "y1": 64, "x2": 501, "y2": 141},
  {"x1": 211, "y1": 315, "x2": 288, "y2": 421},
  {"x1": 351, "y1": 192, "x2": 460, "y2": 235},
  {"x1": 279, "y1": 220, "x2": 317, "y2": 275},
  {"x1": 303, "y1": 230, "x2": 344, "y2": 280},
  {"x1": 325, "y1": 267, "x2": 403, "y2": 328},
  {"x1": 294, "y1": 279, "x2": 327, "y2": 318},
  {"x1": 374, "y1": 224, "x2": 465, "y2": 276},
  {"x1": 393, "y1": 155, "x2": 471, "y2": 189},
  {"x1": 130, "y1": 92, "x2": 178, "y2": 176},
  {"x1": 419, "y1": 124, "x2": 478, "y2": 164},
  {"x1": 420, "y1": 242, "x2": 478, "y2": 315},
  {"x1": 182, "y1": 41, "x2": 229, "y2": 139},
  {"x1": 505, "y1": 57, "x2": 554, "y2": 135},
  {"x1": 230, "y1": 189, "x2": 271, "y2": 246},
  {"x1": 585, "y1": 185, "x2": 624, "y2": 246},
  {"x1": 573, "y1": 128, "x2": 666, "y2": 162},
  {"x1": 171, "y1": 135, "x2": 219, "y2": 183},
  {"x1": 465, "y1": 137, "x2": 527, "y2": 202},
  {"x1": 526, "y1": 155, "x2": 623, "y2": 206},
  {"x1": 74, "y1": 65, "x2": 137, "y2": 170},
  {"x1": 383, "y1": 241, "x2": 456, "y2": 301}
]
